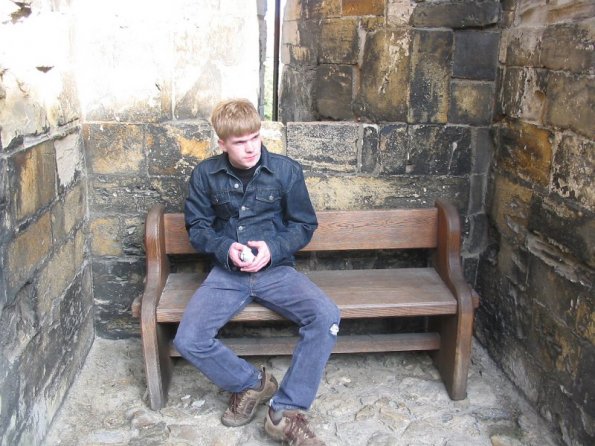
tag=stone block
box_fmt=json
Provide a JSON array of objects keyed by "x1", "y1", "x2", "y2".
[
  {"x1": 281, "y1": 20, "x2": 320, "y2": 66},
  {"x1": 468, "y1": 174, "x2": 488, "y2": 215},
  {"x1": 90, "y1": 217, "x2": 122, "y2": 257},
  {"x1": 93, "y1": 259, "x2": 145, "y2": 338},
  {"x1": 361, "y1": 124, "x2": 379, "y2": 174},
  {"x1": 378, "y1": 124, "x2": 408, "y2": 175},
  {"x1": 294, "y1": 0, "x2": 341, "y2": 19},
  {"x1": 501, "y1": 27, "x2": 543, "y2": 67},
  {"x1": 319, "y1": 18, "x2": 359, "y2": 64},
  {"x1": 463, "y1": 211, "x2": 488, "y2": 255},
  {"x1": 355, "y1": 29, "x2": 411, "y2": 122},
  {"x1": 12, "y1": 141, "x2": 58, "y2": 222},
  {"x1": 408, "y1": 29, "x2": 453, "y2": 124},
  {"x1": 471, "y1": 127, "x2": 495, "y2": 175},
  {"x1": 83, "y1": 123, "x2": 145, "y2": 175},
  {"x1": 515, "y1": 1, "x2": 595, "y2": 26},
  {"x1": 342, "y1": 0, "x2": 384, "y2": 16},
  {"x1": 453, "y1": 31, "x2": 499, "y2": 81},
  {"x1": 411, "y1": 1, "x2": 501, "y2": 28},
  {"x1": 54, "y1": 131, "x2": 83, "y2": 191},
  {"x1": 497, "y1": 67, "x2": 547, "y2": 123},
  {"x1": 261, "y1": 121, "x2": 286, "y2": 155},
  {"x1": 286, "y1": 122, "x2": 360, "y2": 172},
  {"x1": 0, "y1": 158, "x2": 8, "y2": 231},
  {"x1": 551, "y1": 132, "x2": 594, "y2": 212},
  {"x1": 495, "y1": 120, "x2": 553, "y2": 187},
  {"x1": 315, "y1": 65, "x2": 354, "y2": 120},
  {"x1": 408, "y1": 125, "x2": 472, "y2": 175},
  {"x1": 0, "y1": 283, "x2": 39, "y2": 364},
  {"x1": 306, "y1": 175, "x2": 469, "y2": 211},
  {"x1": 545, "y1": 72, "x2": 594, "y2": 139},
  {"x1": 541, "y1": 21, "x2": 595, "y2": 73},
  {"x1": 449, "y1": 81, "x2": 494, "y2": 125},
  {"x1": 6, "y1": 213, "x2": 53, "y2": 291},
  {"x1": 88, "y1": 176, "x2": 187, "y2": 214},
  {"x1": 528, "y1": 194, "x2": 595, "y2": 267},
  {"x1": 60, "y1": 272, "x2": 90, "y2": 343},
  {"x1": 37, "y1": 237, "x2": 78, "y2": 322},
  {"x1": 387, "y1": 0, "x2": 415, "y2": 26},
  {"x1": 147, "y1": 121, "x2": 213, "y2": 177},
  {"x1": 489, "y1": 175, "x2": 533, "y2": 244},
  {"x1": 279, "y1": 67, "x2": 317, "y2": 122},
  {"x1": 52, "y1": 181, "x2": 86, "y2": 243}
]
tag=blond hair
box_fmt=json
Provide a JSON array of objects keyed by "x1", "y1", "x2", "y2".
[{"x1": 210, "y1": 99, "x2": 261, "y2": 141}]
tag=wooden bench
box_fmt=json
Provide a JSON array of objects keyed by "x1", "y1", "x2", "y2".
[{"x1": 132, "y1": 199, "x2": 479, "y2": 410}]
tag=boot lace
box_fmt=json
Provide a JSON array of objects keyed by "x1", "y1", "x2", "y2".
[{"x1": 286, "y1": 412, "x2": 317, "y2": 444}]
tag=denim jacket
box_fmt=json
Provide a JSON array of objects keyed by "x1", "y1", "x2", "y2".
[{"x1": 184, "y1": 146, "x2": 318, "y2": 270}]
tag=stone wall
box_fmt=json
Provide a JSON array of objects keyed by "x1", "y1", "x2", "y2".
[
  {"x1": 475, "y1": 1, "x2": 594, "y2": 445},
  {"x1": 0, "y1": 2, "x2": 93, "y2": 444}
]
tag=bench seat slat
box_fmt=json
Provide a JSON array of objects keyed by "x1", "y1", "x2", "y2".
[
  {"x1": 156, "y1": 268, "x2": 457, "y2": 323},
  {"x1": 169, "y1": 333, "x2": 441, "y2": 356}
]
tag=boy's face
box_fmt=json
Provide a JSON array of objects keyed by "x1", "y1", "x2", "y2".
[{"x1": 219, "y1": 130, "x2": 262, "y2": 169}]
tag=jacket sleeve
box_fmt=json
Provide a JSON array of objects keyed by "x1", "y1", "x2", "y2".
[
  {"x1": 184, "y1": 167, "x2": 234, "y2": 270},
  {"x1": 265, "y1": 164, "x2": 318, "y2": 267}
]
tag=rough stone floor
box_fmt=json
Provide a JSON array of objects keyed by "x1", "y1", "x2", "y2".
[{"x1": 44, "y1": 338, "x2": 561, "y2": 446}]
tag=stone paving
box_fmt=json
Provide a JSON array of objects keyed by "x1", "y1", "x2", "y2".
[{"x1": 44, "y1": 338, "x2": 562, "y2": 446}]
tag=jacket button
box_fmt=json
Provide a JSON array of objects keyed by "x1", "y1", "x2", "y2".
[
  {"x1": 238, "y1": 226, "x2": 244, "y2": 231},
  {"x1": 241, "y1": 206, "x2": 247, "y2": 211},
  {"x1": 269, "y1": 195, "x2": 274, "y2": 201},
  {"x1": 234, "y1": 183, "x2": 240, "y2": 189}
]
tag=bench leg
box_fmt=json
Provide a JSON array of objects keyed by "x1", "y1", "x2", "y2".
[
  {"x1": 142, "y1": 323, "x2": 173, "y2": 410},
  {"x1": 432, "y1": 311, "x2": 473, "y2": 400}
]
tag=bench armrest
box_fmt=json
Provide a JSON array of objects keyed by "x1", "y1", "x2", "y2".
[
  {"x1": 139, "y1": 204, "x2": 170, "y2": 325},
  {"x1": 433, "y1": 199, "x2": 475, "y2": 314}
]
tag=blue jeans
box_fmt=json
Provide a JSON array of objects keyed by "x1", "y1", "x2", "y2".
[{"x1": 173, "y1": 265, "x2": 340, "y2": 411}]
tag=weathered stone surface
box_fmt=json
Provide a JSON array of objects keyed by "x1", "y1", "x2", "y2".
[
  {"x1": 281, "y1": 20, "x2": 320, "y2": 66},
  {"x1": 387, "y1": 0, "x2": 416, "y2": 26},
  {"x1": 284, "y1": 0, "x2": 341, "y2": 20},
  {"x1": 498, "y1": 67, "x2": 548, "y2": 123},
  {"x1": 286, "y1": 122, "x2": 360, "y2": 172},
  {"x1": 449, "y1": 80, "x2": 494, "y2": 125},
  {"x1": 453, "y1": 30, "x2": 500, "y2": 81},
  {"x1": 279, "y1": 67, "x2": 317, "y2": 122},
  {"x1": 51, "y1": 181, "x2": 86, "y2": 244},
  {"x1": 90, "y1": 217, "x2": 122, "y2": 257},
  {"x1": 468, "y1": 174, "x2": 488, "y2": 216},
  {"x1": 540, "y1": 20, "x2": 595, "y2": 73},
  {"x1": 315, "y1": 65, "x2": 354, "y2": 120},
  {"x1": 408, "y1": 29, "x2": 453, "y2": 124},
  {"x1": 54, "y1": 131, "x2": 83, "y2": 190},
  {"x1": 545, "y1": 72, "x2": 594, "y2": 139},
  {"x1": 495, "y1": 120, "x2": 553, "y2": 187},
  {"x1": 147, "y1": 121, "x2": 213, "y2": 177},
  {"x1": 0, "y1": 158, "x2": 9, "y2": 232},
  {"x1": 408, "y1": 125, "x2": 472, "y2": 175},
  {"x1": 489, "y1": 175, "x2": 533, "y2": 244},
  {"x1": 342, "y1": 0, "x2": 384, "y2": 16},
  {"x1": 355, "y1": 29, "x2": 411, "y2": 122},
  {"x1": 411, "y1": 1, "x2": 501, "y2": 28},
  {"x1": 377, "y1": 124, "x2": 408, "y2": 174},
  {"x1": 83, "y1": 123, "x2": 145, "y2": 175},
  {"x1": 260, "y1": 121, "x2": 286, "y2": 155},
  {"x1": 319, "y1": 18, "x2": 359, "y2": 64},
  {"x1": 93, "y1": 259, "x2": 144, "y2": 339},
  {"x1": 501, "y1": 26, "x2": 543, "y2": 67},
  {"x1": 89, "y1": 176, "x2": 187, "y2": 214},
  {"x1": 361, "y1": 124, "x2": 379, "y2": 174},
  {"x1": 6, "y1": 212, "x2": 53, "y2": 291},
  {"x1": 471, "y1": 127, "x2": 495, "y2": 175},
  {"x1": 12, "y1": 142, "x2": 57, "y2": 222},
  {"x1": 306, "y1": 175, "x2": 469, "y2": 211},
  {"x1": 514, "y1": 0, "x2": 595, "y2": 26},
  {"x1": 551, "y1": 132, "x2": 594, "y2": 210}
]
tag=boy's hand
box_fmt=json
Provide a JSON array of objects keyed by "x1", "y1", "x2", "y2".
[{"x1": 229, "y1": 241, "x2": 271, "y2": 272}]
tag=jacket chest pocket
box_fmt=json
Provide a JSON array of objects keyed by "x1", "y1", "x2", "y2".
[
  {"x1": 210, "y1": 191, "x2": 236, "y2": 219},
  {"x1": 254, "y1": 188, "x2": 282, "y2": 212}
]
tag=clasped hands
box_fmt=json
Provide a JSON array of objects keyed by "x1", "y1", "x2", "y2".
[{"x1": 229, "y1": 240, "x2": 271, "y2": 272}]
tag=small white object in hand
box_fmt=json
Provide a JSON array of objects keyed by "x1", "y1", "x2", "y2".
[{"x1": 240, "y1": 248, "x2": 256, "y2": 263}]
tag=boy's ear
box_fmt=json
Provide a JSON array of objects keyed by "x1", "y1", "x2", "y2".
[{"x1": 218, "y1": 139, "x2": 227, "y2": 152}]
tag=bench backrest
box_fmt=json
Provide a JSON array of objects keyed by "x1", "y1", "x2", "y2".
[{"x1": 162, "y1": 208, "x2": 439, "y2": 255}]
